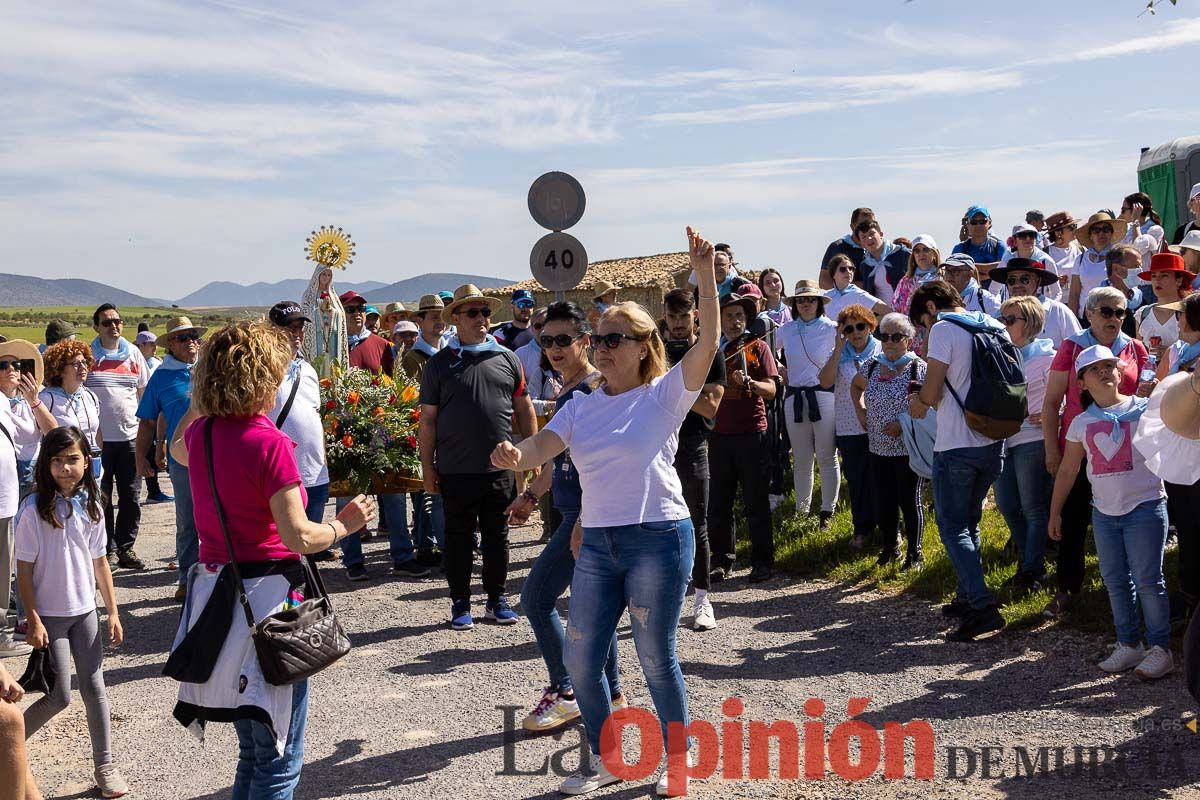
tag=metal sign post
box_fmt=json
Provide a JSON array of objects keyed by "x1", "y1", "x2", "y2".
[{"x1": 528, "y1": 171, "x2": 588, "y2": 297}]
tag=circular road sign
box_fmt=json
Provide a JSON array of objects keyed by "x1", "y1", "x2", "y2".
[
  {"x1": 530, "y1": 232, "x2": 588, "y2": 292},
  {"x1": 528, "y1": 171, "x2": 586, "y2": 231}
]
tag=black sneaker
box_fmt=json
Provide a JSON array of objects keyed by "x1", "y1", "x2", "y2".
[
  {"x1": 1012, "y1": 571, "x2": 1043, "y2": 594},
  {"x1": 117, "y1": 549, "x2": 146, "y2": 570},
  {"x1": 941, "y1": 598, "x2": 970, "y2": 618},
  {"x1": 876, "y1": 545, "x2": 900, "y2": 566},
  {"x1": 901, "y1": 554, "x2": 924, "y2": 573},
  {"x1": 818, "y1": 511, "x2": 833, "y2": 530},
  {"x1": 416, "y1": 549, "x2": 443, "y2": 568},
  {"x1": 346, "y1": 564, "x2": 369, "y2": 582},
  {"x1": 947, "y1": 605, "x2": 1005, "y2": 642},
  {"x1": 748, "y1": 565, "x2": 774, "y2": 584},
  {"x1": 391, "y1": 559, "x2": 431, "y2": 578},
  {"x1": 709, "y1": 567, "x2": 729, "y2": 584}
]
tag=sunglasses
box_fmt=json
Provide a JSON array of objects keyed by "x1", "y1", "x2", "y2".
[
  {"x1": 99, "y1": 318, "x2": 122, "y2": 328},
  {"x1": 1090, "y1": 226, "x2": 1114, "y2": 236},
  {"x1": 540, "y1": 333, "x2": 583, "y2": 349},
  {"x1": 1051, "y1": 225, "x2": 1078, "y2": 235},
  {"x1": 835, "y1": 266, "x2": 854, "y2": 274},
  {"x1": 795, "y1": 297, "x2": 819, "y2": 305},
  {"x1": 1095, "y1": 305, "x2": 1126, "y2": 319},
  {"x1": 344, "y1": 305, "x2": 366, "y2": 314},
  {"x1": 593, "y1": 332, "x2": 643, "y2": 350},
  {"x1": 0, "y1": 359, "x2": 33, "y2": 373},
  {"x1": 1015, "y1": 232, "x2": 1036, "y2": 240},
  {"x1": 841, "y1": 323, "x2": 869, "y2": 335},
  {"x1": 999, "y1": 314, "x2": 1027, "y2": 326},
  {"x1": 874, "y1": 332, "x2": 908, "y2": 343},
  {"x1": 1005, "y1": 275, "x2": 1034, "y2": 286},
  {"x1": 174, "y1": 332, "x2": 202, "y2": 342},
  {"x1": 458, "y1": 306, "x2": 493, "y2": 319},
  {"x1": 968, "y1": 218, "x2": 989, "y2": 225}
]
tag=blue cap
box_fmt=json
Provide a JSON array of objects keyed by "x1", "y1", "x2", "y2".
[
  {"x1": 363, "y1": 305, "x2": 380, "y2": 316},
  {"x1": 965, "y1": 205, "x2": 990, "y2": 221},
  {"x1": 437, "y1": 291, "x2": 454, "y2": 302},
  {"x1": 511, "y1": 289, "x2": 535, "y2": 308}
]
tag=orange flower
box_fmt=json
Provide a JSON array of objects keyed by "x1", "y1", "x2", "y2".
[
  {"x1": 342, "y1": 435, "x2": 354, "y2": 447},
  {"x1": 401, "y1": 385, "x2": 418, "y2": 403},
  {"x1": 373, "y1": 406, "x2": 385, "y2": 417},
  {"x1": 319, "y1": 378, "x2": 332, "y2": 388},
  {"x1": 347, "y1": 390, "x2": 361, "y2": 405}
]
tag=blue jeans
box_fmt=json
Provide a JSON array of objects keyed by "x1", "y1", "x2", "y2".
[
  {"x1": 412, "y1": 491, "x2": 445, "y2": 552},
  {"x1": 232, "y1": 679, "x2": 308, "y2": 800},
  {"x1": 993, "y1": 440, "x2": 1050, "y2": 576},
  {"x1": 564, "y1": 519, "x2": 695, "y2": 756},
  {"x1": 932, "y1": 443, "x2": 1003, "y2": 610},
  {"x1": 1092, "y1": 498, "x2": 1170, "y2": 649},
  {"x1": 169, "y1": 461, "x2": 198, "y2": 586},
  {"x1": 335, "y1": 492, "x2": 412, "y2": 566},
  {"x1": 303, "y1": 482, "x2": 330, "y2": 524},
  {"x1": 520, "y1": 508, "x2": 621, "y2": 698}
]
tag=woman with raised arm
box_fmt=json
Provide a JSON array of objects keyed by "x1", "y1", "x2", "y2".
[{"x1": 491, "y1": 227, "x2": 720, "y2": 798}]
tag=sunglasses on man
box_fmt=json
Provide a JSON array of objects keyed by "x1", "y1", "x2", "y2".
[
  {"x1": 1091, "y1": 225, "x2": 1114, "y2": 236},
  {"x1": 344, "y1": 305, "x2": 366, "y2": 314},
  {"x1": 1095, "y1": 305, "x2": 1126, "y2": 319},
  {"x1": 1005, "y1": 274, "x2": 1035, "y2": 286},
  {"x1": 174, "y1": 332, "x2": 202, "y2": 342},
  {"x1": 99, "y1": 318, "x2": 122, "y2": 328},
  {"x1": 457, "y1": 306, "x2": 492, "y2": 319}
]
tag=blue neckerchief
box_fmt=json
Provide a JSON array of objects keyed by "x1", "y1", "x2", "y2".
[
  {"x1": 795, "y1": 314, "x2": 824, "y2": 329},
  {"x1": 862, "y1": 241, "x2": 896, "y2": 272},
  {"x1": 411, "y1": 336, "x2": 439, "y2": 358},
  {"x1": 27, "y1": 490, "x2": 90, "y2": 523},
  {"x1": 448, "y1": 333, "x2": 507, "y2": 354},
  {"x1": 716, "y1": 274, "x2": 736, "y2": 299},
  {"x1": 1067, "y1": 327, "x2": 1132, "y2": 356},
  {"x1": 839, "y1": 337, "x2": 881, "y2": 367},
  {"x1": 347, "y1": 331, "x2": 369, "y2": 350},
  {"x1": 1170, "y1": 340, "x2": 1200, "y2": 375},
  {"x1": 1019, "y1": 338, "x2": 1056, "y2": 362},
  {"x1": 829, "y1": 283, "x2": 865, "y2": 298},
  {"x1": 8, "y1": 394, "x2": 23, "y2": 409},
  {"x1": 937, "y1": 310, "x2": 1003, "y2": 331},
  {"x1": 1084, "y1": 397, "x2": 1147, "y2": 445},
  {"x1": 840, "y1": 233, "x2": 863, "y2": 251},
  {"x1": 1085, "y1": 244, "x2": 1112, "y2": 263},
  {"x1": 596, "y1": 301, "x2": 610, "y2": 314},
  {"x1": 876, "y1": 351, "x2": 916, "y2": 372},
  {"x1": 914, "y1": 266, "x2": 939, "y2": 282},
  {"x1": 46, "y1": 385, "x2": 85, "y2": 410},
  {"x1": 91, "y1": 336, "x2": 133, "y2": 363},
  {"x1": 159, "y1": 354, "x2": 193, "y2": 373}
]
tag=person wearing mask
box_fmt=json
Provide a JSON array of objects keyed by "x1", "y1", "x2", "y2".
[
  {"x1": 994, "y1": 296, "x2": 1055, "y2": 592},
  {"x1": 339, "y1": 291, "x2": 395, "y2": 376},
  {"x1": 778, "y1": 281, "x2": 839, "y2": 529},
  {"x1": 1068, "y1": 212, "x2": 1128, "y2": 319},
  {"x1": 758, "y1": 269, "x2": 792, "y2": 327},
  {"x1": 85, "y1": 304, "x2": 150, "y2": 572},
  {"x1": 166, "y1": 320, "x2": 376, "y2": 800},
  {"x1": 941, "y1": 253, "x2": 1000, "y2": 317},
  {"x1": 661, "y1": 288, "x2": 726, "y2": 627},
  {"x1": 952, "y1": 205, "x2": 1010, "y2": 281},
  {"x1": 819, "y1": 305, "x2": 880, "y2": 551},
  {"x1": 420, "y1": 284, "x2": 537, "y2": 630},
  {"x1": 908, "y1": 280, "x2": 1007, "y2": 642},
  {"x1": 818, "y1": 207, "x2": 875, "y2": 290},
  {"x1": 1045, "y1": 212, "x2": 1081, "y2": 295},
  {"x1": 135, "y1": 316, "x2": 205, "y2": 601},
  {"x1": 1041, "y1": 287, "x2": 1149, "y2": 619},
  {"x1": 493, "y1": 289, "x2": 536, "y2": 350},
  {"x1": 822, "y1": 255, "x2": 889, "y2": 320},
  {"x1": 997, "y1": 224, "x2": 1063, "y2": 302},
  {"x1": 1135, "y1": 253, "x2": 1193, "y2": 365},
  {"x1": 853, "y1": 313, "x2": 927, "y2": 569},
  {"x1": 987, "y1": 258, "x2": 1080, "y2": 347},
  {"x1": 853, "y1": 220, "x2": 909, "y2": 306},
  {"x1": 490, "y1": 227, "x2": 720, "y2": 797}
]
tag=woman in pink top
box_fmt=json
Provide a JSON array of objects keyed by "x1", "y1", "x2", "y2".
[
  {"x1": 168, "y1": 320, "x2": 374, "y2": 800},
  {"x1": 1041, "y1": 286, "x2": 1148, "y2": 619}
]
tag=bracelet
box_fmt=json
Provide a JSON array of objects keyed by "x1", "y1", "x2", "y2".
[
  {"x1": 28, "y1": 399, "x2": 41, "y2": 410},
  {"x1": 522, "y1": 488, "x2": 539, "y2": 504},
  {"x1": 326, "y1": 521, "x2": 340, "y2": 547}
]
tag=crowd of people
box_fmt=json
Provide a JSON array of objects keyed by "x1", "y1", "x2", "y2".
[{"x1": 1, "y1": 194, "x2": 1199, "y2": 798}]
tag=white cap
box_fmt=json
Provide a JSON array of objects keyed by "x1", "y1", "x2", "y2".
[
  {"x1": 1012, "y1": 223, "x2": 1038, "y2": 236},
  {"x1": 1173, "y1": 229, "x2": 1200, "y2": 254},
  {"x1": 1074, "y1": 344, "x2": 1122, "y2": 376},
  {"x1": 392, "y1": 320, "x2": 418, "y2": 335},
  {"x1": 911, "y1": 233, "x2": 938, "y2": 251},
  {"x1": 1190, "y1": 182, "x2": 1200, "y2": 201}
]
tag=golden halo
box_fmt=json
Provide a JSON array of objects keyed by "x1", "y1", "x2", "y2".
[{"x1": 305, "y1": 225, "x2": 356, "y2": 269}]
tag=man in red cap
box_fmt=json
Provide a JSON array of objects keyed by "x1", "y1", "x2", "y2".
[{"x1": 341, "y1": 290, "x2": 395, "y2": 375}]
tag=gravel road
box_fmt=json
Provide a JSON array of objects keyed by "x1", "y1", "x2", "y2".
[{"x1": 16, "y1": 500, "x2": 1200, "y2": 799}]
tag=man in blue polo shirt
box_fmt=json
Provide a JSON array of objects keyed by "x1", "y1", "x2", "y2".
[
  {"x1": 135, "y1": 316, "x2": 204, "y2": 601},
  {"x1": 953, "y1": 205, "x2": 1010, "y2": 282}
]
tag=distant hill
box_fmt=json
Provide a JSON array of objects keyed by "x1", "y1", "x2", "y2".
[
  {"x1": 0, "y1": 274, "x2": 168, "y2": 308},
  {"x1": 360, "y1": 273, "x2": 516, "y2": 304},
  {"x1": 178, "y1": 273, "x2": 516, "y2": 307}
]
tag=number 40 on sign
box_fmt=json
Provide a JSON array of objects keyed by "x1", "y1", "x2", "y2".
[{"x1": 530, "y1": 231, "x2": 588, "y2": 292}]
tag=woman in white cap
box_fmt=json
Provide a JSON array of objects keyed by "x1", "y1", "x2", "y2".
[
  {"x1": 1049, "y1": 344, "x2": 1171, "y2": 680},
  {"x1": 892, "y1": 235, "x2": 941, "y2": 314}
]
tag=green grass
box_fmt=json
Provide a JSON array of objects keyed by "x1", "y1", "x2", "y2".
[
  {"x1": 741, "y1": 475, "x2": 1179, "y2": 636},
  {"x1": 0, "y1": 305, "x2": 256, "y2": 345}
]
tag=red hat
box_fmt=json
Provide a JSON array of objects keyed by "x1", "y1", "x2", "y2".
[
  {"x1": 338, "y1": 290, "x2": 367, "y2": 306},
  {"x1": 1138, "y1": 252, "x2": 1194, "y2": 281}
]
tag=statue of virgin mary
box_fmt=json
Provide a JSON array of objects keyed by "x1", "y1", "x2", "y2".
[{"x1": 300, "y1": 264, "x2": 348, "y2": 375}]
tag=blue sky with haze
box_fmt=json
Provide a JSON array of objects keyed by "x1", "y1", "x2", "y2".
[{"x1": 3, "y1": 0, "x2": 1198, "y2": 299}]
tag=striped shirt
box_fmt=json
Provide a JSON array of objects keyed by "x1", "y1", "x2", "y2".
[{"x1": 85, "y1": 342, "x2": 149, "y2": 442}]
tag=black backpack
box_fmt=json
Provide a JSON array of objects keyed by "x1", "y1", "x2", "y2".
[{"x1": 941, "y1": 317, "x2": 1027, "y2": 440}]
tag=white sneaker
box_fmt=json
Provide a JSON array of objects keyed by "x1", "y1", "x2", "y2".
[
  {"x1": 656, "y1": 749, "x2": 697, "y2": 797},
  {"x1": 768, "y1": 494, "x2": 783, "y2": 512},
  {"x1": 611, "y1": 693, "x2": 629, "y2": 712},
  {"x1": 692, "y1": 598, "x2": 717, "y2": 632},
  {"x1": 559, "y1": 752, "x2": 620, "y2": 795},
  {"x1": 0, "y1": 632, "x2": 32, "y2": 658},
  {"x1": 1134, "y1": 645, "x2": 1175, "y2": 680},
  {"x1": 1098, "y1": 642, "x2": 1145, "y2": 673},
  {"x1": 522, "y1": 687, "x2": 580, "y2": 733}
]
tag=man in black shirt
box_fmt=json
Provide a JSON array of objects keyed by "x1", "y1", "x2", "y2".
[
  {"x1": 818, "y1": 207, "x2": 874, "y2": 289},
  {"x1": 662, "y1": 288, "x2": 726, "y2": 632},
  {"x1": 420, "y1": 284, "x2": 537, "y2": 631},
  {"x1": 493, "y1": 289, "x2": 536, "y2": 350}
]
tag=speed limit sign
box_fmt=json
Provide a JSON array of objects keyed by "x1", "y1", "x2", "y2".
[{"x1": 530, "y1": 232, "x2": 588, "y2": 292}]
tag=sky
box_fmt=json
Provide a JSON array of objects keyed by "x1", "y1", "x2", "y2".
[{"x1": 3, "y1": 0, "x2": 1199, "y2": 301}]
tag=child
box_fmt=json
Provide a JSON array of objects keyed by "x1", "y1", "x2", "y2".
[
  {"x1": 1048, "y1": 345, "x2": 1172, "y2": 680},
  {"x1": 15, "y1": 425, "x2": 128, "y2": 798}
]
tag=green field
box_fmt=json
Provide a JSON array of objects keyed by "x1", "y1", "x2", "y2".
[{"x1": 0, "y1": 306, "x2": 265, "y2": 345}]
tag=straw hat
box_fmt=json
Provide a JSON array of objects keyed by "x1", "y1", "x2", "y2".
[
  {"x1": 163, "y1": 316, "x2": 207, "y2": 342},
  {"x1": 788, "y1": 279, "x2": 828, "y2": 311},
  {"x1": 442, "y1": 284, "x2": 503, "y2": 323},
  {"x1": 0, "y1": 339, "x2": 43, "y2": 386},
  {"x1": 416, "y1": 294, "x2": 445, "y2": 314},
  {"x1": 592, "y1": 280, "x2": 617, "y2": 303},
  {"x1": 1074, "y1": 212, "x2": 1128, "y2": 251}
]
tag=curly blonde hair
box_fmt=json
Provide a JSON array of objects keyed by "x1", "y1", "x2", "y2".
[
  {"x1": 43, "y1": 340, "x2": 93, "y2": 387},
  {"x1": 599, "y1": 302, "x2": 667, "y2": 385},
  {"x1": 192, "y1": 320, "x2": 291, "y2": 418}
]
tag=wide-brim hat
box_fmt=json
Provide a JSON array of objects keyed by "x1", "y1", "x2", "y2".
[
  {"x1": 1044, "y1": 211, "x2": 1076, "y2": 234},
  {"x1": 0, "y1": 339, "x2": 43, "y2": 386},
  {"x1": 592, "y1": 280, "x2": 617, "y2": 303},
  {"x1": 988, "y1": 257, "x2": 1059, "y2": 288},
  {"x1": 442, "y1": 284, "x2": 503, "y2": 323},
  {"x1": 416, "y1": 294, "x2": 445, "y2": 314},
  {"x1": 1169, "y1": 229, "x2": 1200, "y2": 256},
  {"x1": 1135, "y1": 371, "x2": 1200, "y2": 485},
  {"x1": 788, "y1": 279, "x2": 828, "y2": 312},
  {"x1": 164, "y1": 316, "x2": 207, "y2": 342},
  {"x1": 1075, "y1": 212, "x2": 1128, "y2": 250},
  {"x1": 1138, "y1": 252, "x2": 1194, "y2": 281},
  {"x1": 380, "y1": 302, "x2": 407, "y2": 322}
]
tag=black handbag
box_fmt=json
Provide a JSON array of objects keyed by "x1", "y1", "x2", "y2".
[
  {"x1": 204, "y1": 417, "x2": 350, "y2": 686},
  {"x1": 17, "y1": 647, "x2": 56, "y2": 694}
]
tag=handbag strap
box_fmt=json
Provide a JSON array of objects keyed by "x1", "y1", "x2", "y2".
[{"x1": 274, "y1": 366, "x2": 302, "y2": 429}]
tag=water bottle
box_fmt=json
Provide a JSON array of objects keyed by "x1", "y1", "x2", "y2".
[{"x1": 1140, "y1": 353, "x2": 1158, "y2": 385}]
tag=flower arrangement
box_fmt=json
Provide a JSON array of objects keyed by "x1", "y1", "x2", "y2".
[{"x1": 319, "y1": 365, "x2": 422, "y2": 495}]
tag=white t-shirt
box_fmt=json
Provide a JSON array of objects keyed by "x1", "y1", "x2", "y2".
[
  {"x1": 961, "y1": 283, "x2": 1001, "y2": 316},
  {"x1": 85, "y1": 344, "x2": 149, "y2": 442},
  {"x1": 543, "y1": 362, "x2": 700, "y2": 528},
  {"x1": 7, "y1": 397, "x2": 41, "y2": 462},
  {"x1": 1008, "y1": 350, "x2": 1054, "y2": 448},
  {"x1": 1072, "y1": 252, "x2": 1108, "y2": 316},
  {"x1": 927, "y1": 315, "x2": 1009, "y2": 452},
  {"x1": 39, "y1": 387, "x2": 103, "y2": 457},
  {"x1": 14, "y1": 493, "x2": 106, "y2": 616},
  {"x1": 0, "y1": 405, "x2": 18, "y2": 517},
  {"x1": 1048, "y1": 242, "x2": 1081, "y2": 279},
  {"x1": 269, "y1": 359, "x2": 329, "y2": 488},
  {"x1": 777, "y1": 317, "x2": 837, "y2": 387},
  {"x1": 1065, "y1": 397, "x2": 1164, "y2": 516},
  {"x1": 1039, "y1": 297, "x2": 1082, "y2": 348},
  {"x1": 1138, "y1": 305, "x2": 1180, "y2": 353},
  {"x1": 823, "y1": 286, "x2": 883, "y2": 320}
]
